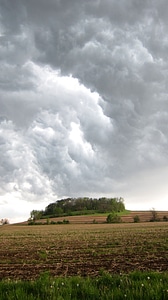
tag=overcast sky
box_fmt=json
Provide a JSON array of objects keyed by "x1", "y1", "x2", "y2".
[{"x1": 1, "y1": 0, "x2": 168, "y2": 223}]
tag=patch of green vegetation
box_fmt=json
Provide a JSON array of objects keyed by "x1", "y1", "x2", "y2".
[
  {"x1": 30, "y1": 197, "x2": 126, "y2": 220},
  {"x1": 117, "y1": 210, "x2": 130, "y2": 216},
  {"x1": 69, "y1": 209, "x2": 130, "y2": 218},
  {"x1": 0, "y1": 271, "x2": 168, "y2": 300},
  {"x1": 28, "y1": 219, "x2": 70, "y2": 226},
  {"x1": 106, "y1": 213, "x2": 122, "y2": 223},
  {"x1": 134, "y1": 215, "x2": 140, "y2": 223},
  {"x1": 38, "y1": 250, "x2": 48, "y2": 261}
]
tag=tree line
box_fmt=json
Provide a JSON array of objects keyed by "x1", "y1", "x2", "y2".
[{"x1": 30, "y1": 197, "x2": 125, "y2": 221}]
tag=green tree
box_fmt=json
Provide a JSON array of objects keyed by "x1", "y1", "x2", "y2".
[
  {"x1": 106, "y1": 213, "x2": 122, "y2": 223},
  {"x1": 30, "y1": 210, "x2": 42, "y2": 221},
  {"x1": 150, "y1": 208, "x2": 159, "y2": 222}
]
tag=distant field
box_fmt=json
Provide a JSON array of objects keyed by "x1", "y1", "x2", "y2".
[
  {"x1": 23, "y1": 210, "x2": 168, "y2": 224},
  {"x1": 0, "y1": 222, "x2": 168, "y2": 280}
]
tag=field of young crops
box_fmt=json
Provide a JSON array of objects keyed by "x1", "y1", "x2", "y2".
[
  {"x1": 0, "y1": 222, "x2": 168, "y2": 299},
  {"x1": 0, "y1": 222, "x2": 168, "y2": 280}
]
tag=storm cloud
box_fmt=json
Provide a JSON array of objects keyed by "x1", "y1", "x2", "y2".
[{"x1": 0, "y1": 0, "x2": 168, "y2": 222}]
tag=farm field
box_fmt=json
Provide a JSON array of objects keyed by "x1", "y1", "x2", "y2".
[
  {"x1": 24, "y1": 210, "x2": 168, "y2": 224},
  {"x1": 0, "y1": 222, "x2": 168, "y2": 280}
]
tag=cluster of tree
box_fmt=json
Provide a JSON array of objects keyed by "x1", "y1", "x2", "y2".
[{"x1": 30, "y1": 197, "x2": 125, "y2": 220}]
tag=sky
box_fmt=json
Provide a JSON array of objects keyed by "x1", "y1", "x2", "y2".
[{"x1": 0, "y1": 0, "x2": 168, "y2": 223}]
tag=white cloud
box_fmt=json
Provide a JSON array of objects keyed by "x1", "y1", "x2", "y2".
[
  {"x1": 0, "y1": 0, "x2": 168, "y2": 222},
  {"x1": 0, "y1": 62, "x2": 116, "y2": 221}
]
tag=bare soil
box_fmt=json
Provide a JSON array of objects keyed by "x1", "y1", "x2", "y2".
[
  {"x1": 21, "y1": 210, "x2": 168, "y2": 225},
  {"x1": 0, "y1": 222, "x2": 168, "y2": 280}
]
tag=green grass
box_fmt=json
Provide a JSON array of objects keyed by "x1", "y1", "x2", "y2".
[
  {"x1": 66, "y1": 209, "x2": 130, "y2": 217},
  {"x1": 80, "y1": 209, "x2": 130, "y2": 217},
  {"x1": 40, "y1": 210, "x2": 130, "y2": 219},
  {"x1": 117, "y1": 209, "x2": 130, "y2": 216},
  {"x1": 0, "y1": 271, "x2": 168, "y2": 300}
]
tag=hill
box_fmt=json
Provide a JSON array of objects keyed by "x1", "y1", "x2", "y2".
[
  {"x1": 41, "y1": 210, "x2": 168, "y2": 224},
  {"x1": 19, "y1": 210, "x2": 168, "y2": 225},
  {"x1": 29, "y1": 197, "x2": 125, "y2": 221}
]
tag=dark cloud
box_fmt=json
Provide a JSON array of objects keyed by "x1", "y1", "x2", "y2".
[{"x1": 0, "y1": 0, "x2": 168, "y2": 222}]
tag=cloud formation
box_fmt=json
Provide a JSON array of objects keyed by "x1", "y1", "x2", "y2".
[{"x1": 0, "y1": 0, "x2": 168, "y2": 222}]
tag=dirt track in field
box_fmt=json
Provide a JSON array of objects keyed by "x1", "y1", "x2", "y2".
[{"x1": 0, "y1": 222, "x2": 168, "y2": 280}]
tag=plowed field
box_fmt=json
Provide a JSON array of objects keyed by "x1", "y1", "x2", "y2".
[
  {"x1": 0, "y1": 222, "x2": 168, "y2": 280},
  {"x1": 28, "y1": 211, "x2": 168, "y2": 224}
]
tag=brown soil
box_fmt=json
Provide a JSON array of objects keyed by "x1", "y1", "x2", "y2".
[
  {"x1": 26, "y1": 210, "x2": 168, "y2": 224},
  {"x1": 0, "y1": 222, "x2": 168, "y2": 280}
]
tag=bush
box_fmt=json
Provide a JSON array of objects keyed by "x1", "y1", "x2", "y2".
[
  {"x1": 28, "y1": 219, "x2": 35, "y2": 225},
  {"x1": 50, "y1": 221, "x2": 57, "y2": 225},
  {"x1": 93, "y1": 219, "x2": 98, "y2": 224},
  {"x1": 63, "y1": 219, "x2": 69, "y2": 224},
  {"x1": 163, "y1": 215, "x2": 168, "y2": 222},
  {"x1": 133, "y1": 215, "x2": 140, "y2": 223},
  {"x1": 106, "y1": 213, "x2": 122, "y2": 223}
]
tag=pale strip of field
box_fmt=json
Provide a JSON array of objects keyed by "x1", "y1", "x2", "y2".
[{"x1": 3, "y1": 219, "x2": 168, "y2": 232}]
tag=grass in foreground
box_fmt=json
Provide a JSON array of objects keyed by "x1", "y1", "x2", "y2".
[{"x1": 1, "y1": 271, "x2": 168, "y2": 300}]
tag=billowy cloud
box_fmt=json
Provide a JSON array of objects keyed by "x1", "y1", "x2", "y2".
[{"x1": 0, "y1": 0, "x2": 168, "y2": 222}]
